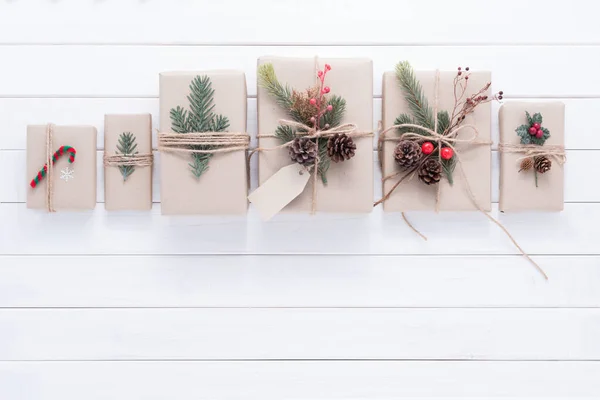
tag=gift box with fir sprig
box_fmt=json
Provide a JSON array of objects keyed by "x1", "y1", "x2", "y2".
[
  {"x1": 380, "y1": 64, "x2": 494, "y2": 211},
  {"x1": 104, "y1": 114, "x2": 153, "y2": 211},
  {"x1": 158, "y1": 71, "x2": 248, "y2": 215},
  {"x1": 256, "y1": 56, "x2": 373, "y2": 214}
]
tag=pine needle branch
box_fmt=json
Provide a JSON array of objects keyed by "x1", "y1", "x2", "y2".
[
  {"x1": 395, "y1": 61, "x2": 435, "y2": 130},
  {"x1": 116, "y1": 132, "x2": 138, "y2": 182},
  {"x1": 322, "y1": 95, "x2": 346, "y2": 128},
  {"x1": 257, "y1": 63, "x2": 294, "y2": 110},
  {"x1": 169, "y1": 75, "x2": 230, "y2": 179}
]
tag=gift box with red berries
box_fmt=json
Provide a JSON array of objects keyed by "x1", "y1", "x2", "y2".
[
  {"x1": 499, "y1": 102, "x2": 565, "y2": 211},
  {"x1": 380, "y1": 67, "x2": 493, "y2": 211},
  {"x1": 256, "y1": 56, "x2": 374, "y2": 214}
]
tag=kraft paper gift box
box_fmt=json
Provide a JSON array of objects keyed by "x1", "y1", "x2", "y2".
[
  {"x1": 381, "y1": 70, "x2": 492, "y2": 211},
  {"x1": 499, "y1": 101, "x2": 565, "y2": 211},
  {"x1": 26, "y1": 125, "x2": 97, "y2": 210},
  {"x1": 256, "y1": 56, "x2": 374, "y2": 213},
  {"x1": 104, "y1": 114, "x2": 153, "y2": 211},
  {"x1": 159, "y1": 71, "x2": 248, "y2": 215}
]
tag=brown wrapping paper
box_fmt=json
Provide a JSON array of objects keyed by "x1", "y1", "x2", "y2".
[
  {"x1": 104, "y1": 114, "x2": 153, "y2": 211},
  {"x1": 159, "y1": 71, "x2": 248, "y2": 215},
  {"x1": 26, "y1": 125, "x2": 97, "y2": 210},
  {"x1": 381, "y1": 70, "x2": 492, "y2": 211},
  {"x1": 499, "y1": 101, "x2": 565, "y2": 211},
  {"x1": 257, "y1": 56, "x2": 373, "y2": 213}
]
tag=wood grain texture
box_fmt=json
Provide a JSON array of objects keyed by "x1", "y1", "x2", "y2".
[
  {"x1": 1, "y1": 203, "x2": 598, "y2": 256},
  {"x1": 0, "y1": 46, "x2": 598, "y2": 97},
  {"x1": 0, "y1": 0, "x2": 598, "y2": 44},
  {"x1": 1, "y1": 361, "x2": 599, "y2": 399},
  {"x1": 0, "y1": 255, "x2": 598, "y2": 308},
  {"x1": 1, "y1": 308, "x2": 599, "y2": 360}
]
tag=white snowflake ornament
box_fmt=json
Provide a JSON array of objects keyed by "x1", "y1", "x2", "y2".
[{"x1": 60, "y1": 166, "x2": 75, "y2": 182}]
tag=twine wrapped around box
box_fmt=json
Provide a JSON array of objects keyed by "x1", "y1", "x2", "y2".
[
  {"x1": 376, "y1": 71, "x2": 548, "y2": 280},
  {"x1": 254, "y1": 120, "x2": 372, "y2": 213}
]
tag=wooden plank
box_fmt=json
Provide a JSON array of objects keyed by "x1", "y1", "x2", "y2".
[
  {"x1": 0, "y1": 98, "x2": 595, "y2": 151},
  {"x1": 0, "y1": 0, "x2": 597, "y2": 45},
  {"x1": 0, "y1": 255, "x2": 598, "y2": 308},
  {"x1": 0, "y1": 203, "x2": 597, "y2": 256},
  {"x1": 1, "y1": 308, "x2": 599, "y2": 360},
  {"x1": 0, "y1": 45, "x2": 598, "y2": 97},
  {"x1": 1, "y1": 361, "x2": 598, "y2": 399}
]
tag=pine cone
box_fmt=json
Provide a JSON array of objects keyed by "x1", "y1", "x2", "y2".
[
  {"x1": 519, "y1": 158, "x2": 533, "y2": 172},
  {"x1": 327, "y1": 133, "x2": 357, "y2": 162},
  {"x1": 418, "y1": 158, "x2": 442, "y2": 185},
  {"x1": 534, "y1": 156, "x2": 552, "y2": 174},
  {"x1": 394, "y1": 140, "x2": 422, "y2": 169},
  {"x1": 289, "y1": 137, "x2": 317, "y2": 165}
]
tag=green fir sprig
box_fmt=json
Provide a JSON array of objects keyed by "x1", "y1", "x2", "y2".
[
  {"x1": 116, "y1": 132, "x2": 138, "y2": 181},
  {"x1": 170, "y1": 75, "x2": 230, "y2": 179},
  {"x1": 257, "y1": 63, "x2": 347, "y2": 184},
  {"x1": 394, "y1": 62, "x2": 457, "y2": 184}
]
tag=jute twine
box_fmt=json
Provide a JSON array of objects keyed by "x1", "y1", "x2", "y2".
[
  {"x1": 45, "y1": 123, "x2": 56, "y2": 213},
  {"x1": 103, "y1": 154, "x2": 154, "y2": 168},
  {"x1": 375, "y1": 71, "x2": 548, "y2": 279},
  {"x1": 498, "y1": 143, "x2": 566, "y2": 165},
  {"x1": 157, "y1": 132, "x2": 250, "y2": 154},
  {"x1": 254, "y1": 121, "x2": 373, "y2": 213}
]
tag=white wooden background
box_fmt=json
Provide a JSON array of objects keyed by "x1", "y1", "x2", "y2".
[{"x1": 1, "y1": 1, "x2": 600, "y2": 398}]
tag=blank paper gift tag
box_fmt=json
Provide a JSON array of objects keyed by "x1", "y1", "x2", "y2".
[{"x1": 248, "y1": 164, "x2": 310, "y2": 220}]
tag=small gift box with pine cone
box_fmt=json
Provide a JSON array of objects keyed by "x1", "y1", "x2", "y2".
[{"x1": 499, "y1": 102, "x2": 566, "y2": 211}]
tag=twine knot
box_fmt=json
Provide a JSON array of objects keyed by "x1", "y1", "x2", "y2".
[{"x1": 375, "y1": 70, "x2": 548, "y2": 280}]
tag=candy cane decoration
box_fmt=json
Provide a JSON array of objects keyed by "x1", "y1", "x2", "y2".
[{"x1": 30, "y1": 145, "x2": 77, "y2": 188}]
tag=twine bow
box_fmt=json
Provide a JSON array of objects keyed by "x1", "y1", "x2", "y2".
[
  {"x1": 255, "y1": 120, "x2": 372, "y2": 213},
  {"x1": 498, "y1": 143, "x2": 566, "y2": 165},
  {"x1": 375, "y1": 71, "x2": 548, "y2": 279}
]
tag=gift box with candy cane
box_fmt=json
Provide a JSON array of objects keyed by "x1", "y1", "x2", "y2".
[{"x1": 26, "y1": 124, "x2": 97, "y2": 211}]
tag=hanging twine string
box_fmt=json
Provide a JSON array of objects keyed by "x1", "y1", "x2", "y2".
[
  {"x1": 498, "y1": 143, "x2": 566, "y2": 164},
  {"x1": 375, "y1": 71, "x2": 548, "y2": 279},
  {"x1": 157, "y1": 132, "x2": 250, "y2": 154},
  {"x1": 45, "y1": 123, "x2": 56, "y2": 213}
]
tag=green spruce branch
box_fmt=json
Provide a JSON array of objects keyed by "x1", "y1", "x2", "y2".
[
  {"x1": 394, "y1": 61, "x2": 457, "y2": 184},
  {"x1": 257, "y1": 63, "x2": 294, "y2": 110},
  {"x1": 170, "y1": 75, "x2": 230, "y2": 179},
  {"x1": 116, "y1": 132, "x2": 138, "y2": 182},
  {"x1": 258, "y1": 63, "x2": 348, "y2": 185},
  {"x1": 395, "y1": 61, "x2": 435, "y2": 130}
]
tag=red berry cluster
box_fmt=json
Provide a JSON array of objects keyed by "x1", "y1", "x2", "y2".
[
  {"x1": 309, "y1": 64, "x2": 333, "y2": 129},
  {"x1": 528, "y1": 122, "x2": 543, "y2": 139},
  {"x1": 421, "y1": 141, "x2": 454, "y2": 160}
]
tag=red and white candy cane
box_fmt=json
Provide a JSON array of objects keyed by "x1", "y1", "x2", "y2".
[{"x1": 30, "y1": 145, "x2": 76, "y2": 188}]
